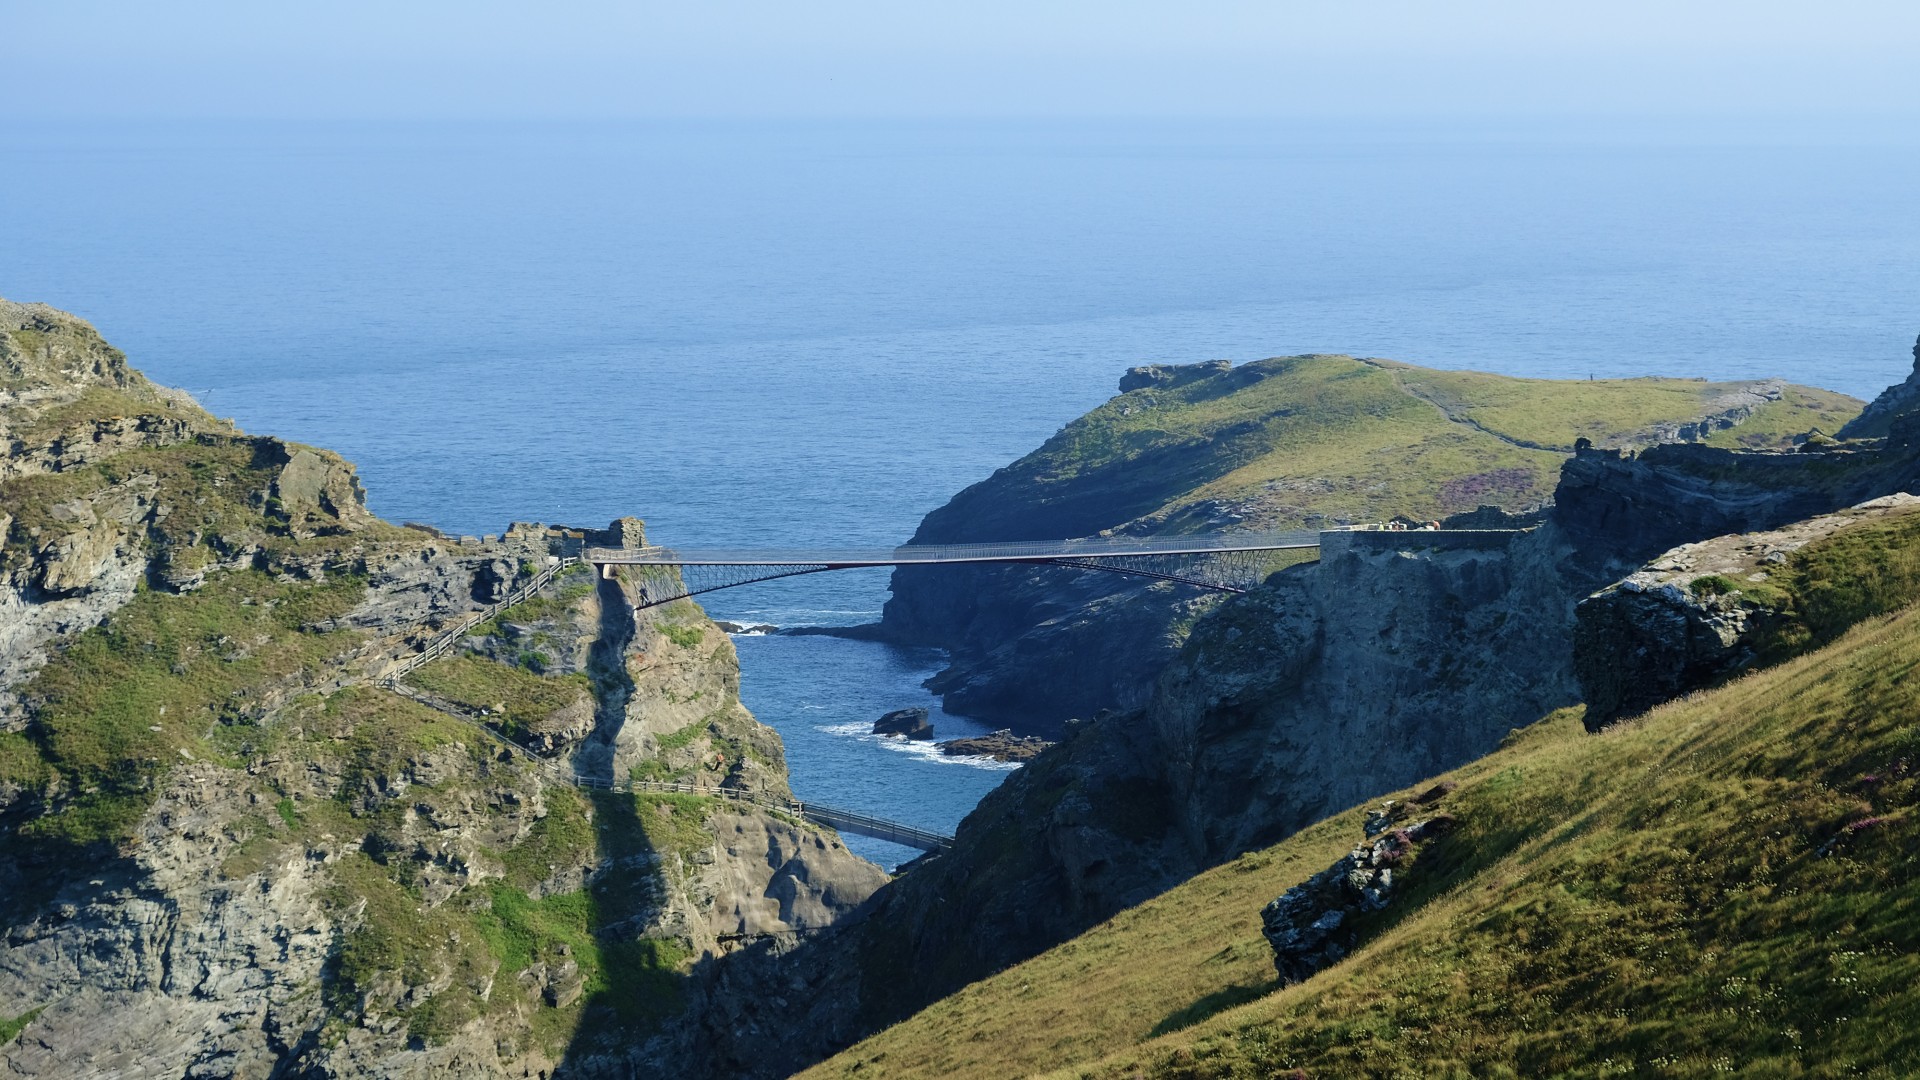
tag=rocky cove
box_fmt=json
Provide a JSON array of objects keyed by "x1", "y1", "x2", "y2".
[{"x1": 7, "y1": 294, "x2": 1920, "y2": 1079}]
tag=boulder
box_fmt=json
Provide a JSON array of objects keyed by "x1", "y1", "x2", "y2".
[
  {"x1": 1261, "y1": 808, "x2": 1456, "y2": 985},
  {"x1": 872, "y1": 707, "x2": 933, "y2": 740}
]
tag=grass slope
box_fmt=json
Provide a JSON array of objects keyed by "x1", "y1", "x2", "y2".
[
  {"x1": 916, "y1": 356, "x2": 1860, "y2": 542},
  {"x1": 809, "y1": 606, "x2": 1920, "y2": 1079}
]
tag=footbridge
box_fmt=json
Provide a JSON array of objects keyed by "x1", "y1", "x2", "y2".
[{"x1": 586, "y1": 530, "x2": 1323, "y2": 610}]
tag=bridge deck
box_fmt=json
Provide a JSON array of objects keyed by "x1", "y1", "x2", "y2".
[{"x1": 585, "y1": 529, "x2": 1323, "y2": 567}]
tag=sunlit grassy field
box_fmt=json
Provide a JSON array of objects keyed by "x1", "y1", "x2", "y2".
[{"x1": 980, "y1": 355, "x2": 1860, "y2": 536}]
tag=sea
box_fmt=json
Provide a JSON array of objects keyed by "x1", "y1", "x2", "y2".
[{"x1": 4, "y1": 117, "x2": 1917, "y2": 866}]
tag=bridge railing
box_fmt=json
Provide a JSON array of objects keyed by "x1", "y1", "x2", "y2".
[
  {"x1": 794, "y1": 802, "x2": 957, "y2": 852},
  {"x1": 381, "y1": 557, "x2": 578, "y2": 684},
  {"x1": 583, "y1": 529, "x2": 1323, "y2": 567}
]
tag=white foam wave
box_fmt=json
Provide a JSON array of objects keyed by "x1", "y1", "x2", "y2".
[{"x1": 816, "y1": 721, "x2": 1022, "y2": 771}]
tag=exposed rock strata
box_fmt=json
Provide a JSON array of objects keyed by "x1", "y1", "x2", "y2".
[{"x1": 1554, "y1": 440, "x2": 1918, "y2": 568}]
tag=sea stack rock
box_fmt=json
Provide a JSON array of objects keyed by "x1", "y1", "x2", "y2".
[{"x1": 873, "y1": 707, "x2": 933, "y2": 740}]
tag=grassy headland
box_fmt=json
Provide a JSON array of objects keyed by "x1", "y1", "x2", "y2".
[{"x1": 912, "y1": 355, "x2": 1861, "y2": 543}]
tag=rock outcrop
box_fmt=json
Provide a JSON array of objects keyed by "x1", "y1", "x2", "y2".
[
  {"x1": 1262, "y1": 804, "x2": 1456, "y2": 985},
  {"x1": 937, "y1": 729, "x2": 1050, "y2": 761},
  {"x1": 1553, "y1": 439, "x2": 1917, "y2": 568},
  {"x1": 1116, "y1": 359, "x2": 1232, "y2": 393},
  {"x1": 872, "y1": 707, "x2": 933, "y2": 740},
  {"x1": 1574, "y1": 493, "x2": 1920, "y2": 728}
]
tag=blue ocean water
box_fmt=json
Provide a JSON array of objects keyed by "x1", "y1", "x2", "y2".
[{"x1": 4, "y1": 118, "x2": 1918, "y2": 866}]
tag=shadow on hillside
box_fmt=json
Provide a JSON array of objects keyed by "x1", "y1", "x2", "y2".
[
  {"x1": 0, "y1": 833, "x2": 124, "y2": 929},
  {"x1": 553, "y1": 571, "x2": 686, "y2": 1073},
  {"x1": 552, "y1": 789, "x2": 685, "y2": 1074},
  {"x1": 1149, "y1": 978, "x2": 1277, "y2": 1038}
]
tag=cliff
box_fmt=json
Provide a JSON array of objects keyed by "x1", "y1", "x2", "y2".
[
  {"x1": 695, "y1": 342, "x2": 1908, "y2": 1075},
  {"x1": 876, "y1": 354, "x2": 1860, "y2": 732},
  {"x1": 0, "y1": 302, "x2": 885, "y2": 1077},
  {"x1": 1554, "y1": 439, "x2": 1920, "y2": 569}
]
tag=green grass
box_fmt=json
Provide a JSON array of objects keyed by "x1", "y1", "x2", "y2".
[
  {"x1": 632, "y1": 792, "x2": 719, "y2": 861},
  {"x1": 1755, "y1": 507, "x2": 1920, "y2": 660},
  {"x1": 10, "y1": 384, "x2": 212, "y2": 444},
  {"x1": 0, "y1": 1007, "x2": 43, "y2": 1047},
  {"x1": 629, "y1": 757, "x2": 693, "y2": 784},
  {"x1": 5, "y1": 569, "x2": 365, "y2": 853},
  {"x1": 323, "y1": 853, "x2": 497, "y2": 1045},
  {"x1": 1382, "y1": 365, "x2": 1860, "y2": 452},
  {"x1": 296, "y1": 686, "x2": 474, "y2": 771},
  {"x1": 654, "y1": 719, "x2": 710, "y2": 754},
  {"x1": 499, "y1": 787, "x2": 597, "y2": 891},
  {"x1": 471, "y1": 884, "x2": 688, "y2": 1048},
  {"x1": 1701, "y1": 385, "x2": 1869, "y2": 449},
  {"x1": 408, "y1": 653, "x2": 592, "y2": 740},
  {"x1": 918, "y1": 356, "x2": 1860, "y2": 544},
  {"x1": 807, "y1": 603, "x2": 1920, "y2": 1080},
  {"x1": 1688, "y1": 573, "x2": 1739, "y2": 597},
  {"x1": 659, "y1": 623, "x2": 705, "y2": 649}
]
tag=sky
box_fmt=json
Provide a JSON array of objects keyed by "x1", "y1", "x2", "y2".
[{"x1": 6, "y1": 1, "x2": 1920, "y2": 121}]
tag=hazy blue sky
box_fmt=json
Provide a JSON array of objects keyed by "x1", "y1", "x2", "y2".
[{"x1": 7, "y1": 1, "x2": 1920, "y2": 120}]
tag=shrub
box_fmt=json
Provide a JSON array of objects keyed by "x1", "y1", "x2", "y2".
[
  {"x1": 659, "y1": 624, "x2": 705, "y2": 649},
  {"x1": 1689, "y1": 574, "x2": 1738, "y2": 597}
]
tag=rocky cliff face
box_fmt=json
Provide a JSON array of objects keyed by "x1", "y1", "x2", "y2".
[
  {"x1": 1553, "y1": 440, "x2": 1920, "y2": 569},
  {"x1": 0, "y1": 302, "x2": 885, "y2": 1077},
  {"x1": 876, "y1": 355, "x2": 1861, "y2": 733}
]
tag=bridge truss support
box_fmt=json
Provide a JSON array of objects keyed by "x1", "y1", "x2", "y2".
[{"x1": 1048, "y1": 548, "x2": 1279, "y2": 594}]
